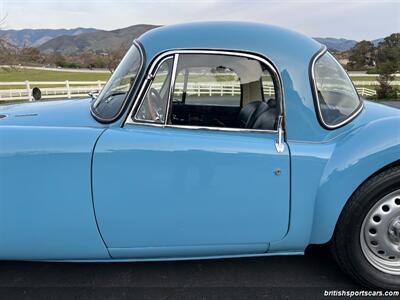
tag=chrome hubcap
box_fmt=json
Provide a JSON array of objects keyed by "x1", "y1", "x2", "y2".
[
  {"x1": 360, "y1": 190, "x2": 400, "y2": 275},
  {"x1": 388, "y1": 217, "x2": 400, "y2": 244}
]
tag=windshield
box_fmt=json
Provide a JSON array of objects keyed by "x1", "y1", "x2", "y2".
[{"x1": 92, "y1": 44, "x2": 142, "y2": 120}]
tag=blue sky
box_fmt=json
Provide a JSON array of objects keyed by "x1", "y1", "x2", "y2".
[{"x1": 1, "y1": 0, "x2": 399, "y2": 40}]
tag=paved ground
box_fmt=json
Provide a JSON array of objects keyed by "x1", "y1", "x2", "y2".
[
  {"x1": 0, "y1": 247, "x2": 361, "y2": 299},
  {"x1": 0, "y1": 101, "x2": 397, "y2": 300}
]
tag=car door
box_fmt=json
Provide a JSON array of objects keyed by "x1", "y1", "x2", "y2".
[{"x1": 92, "y1": 52, "x2": 290, "y2": 259}]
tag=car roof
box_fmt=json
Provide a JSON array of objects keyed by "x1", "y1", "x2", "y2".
[
  {"x1": 137, "y1": 21, "x2": 322, "y2": 71},
  {"x1": 136, "y1": 22, "x2": 332, "y2": 143}
]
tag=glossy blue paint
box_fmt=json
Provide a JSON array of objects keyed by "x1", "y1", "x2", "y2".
[
  {"x1": 270, "y1": 101, "x2": 400, "y2": 251},
  {"x1": 93, "y1": 125, "x2": 289, "y2": 258},
  {"x1": 309, "y1": 101, "x2": 400, "y2": 243},
  {"x1": 0, "y1": 123, "x2": 109, "y2": 259},
  {"x1": 0, "y1": 22, "x2": 399, "y2": 262},
  {"x1": 0, "y1": 99, "x2": 102, "y2": 128}
]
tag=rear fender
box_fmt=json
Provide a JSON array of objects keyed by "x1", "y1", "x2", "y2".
[{"x1": 310, "y1": 116, "x2": 400, "y2": 244}]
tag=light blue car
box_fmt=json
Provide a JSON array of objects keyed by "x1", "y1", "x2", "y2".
[{"x1": 0, "y1": 22, "x2": 399, "y2": 289}]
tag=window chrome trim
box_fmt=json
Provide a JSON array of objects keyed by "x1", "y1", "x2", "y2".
[
  {"x1": 133, "y1": 55, "x2": 176, "y2": 124},
  {"x1": 91, "y1": 40, "x2": 145, "y2": 123},
  {"x1": 124, "y1": 49, "x2": 285, "y2": 135},
  {"x1": 129, "y1": 123, "x2": 278, "y2": 134},
  {"x1": 167, "y1": 124, "x2": 277, "y2": 134},
  {"x1": 165, "y1": 53, "x2": 179, "y2": 125},
  {"x1": 310, "y1": 46, "x2": 363, "y2": 130}
]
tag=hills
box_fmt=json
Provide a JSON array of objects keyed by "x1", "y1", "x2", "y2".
[
  {"x1": 314, "y1": 37, "x2": 385, "y2": 52},
  {"x1": 38, "y1": 25, "x2": 159, "y2": 54},
  {"x1": 38, "y1": 27, "x2": 381, "y2": 54},
  {"x1": 0, "y1": 25, "x2": 385, "y2": 54},
  {"x1": 0, "y1": 38, "x2": 18, "y2": 52},
  {"x1": 314, "y1": 37, "x2": 357, "y2": 52},
  {"x1": 0, "y1": 28, "x2": 97, "y2": 48}
]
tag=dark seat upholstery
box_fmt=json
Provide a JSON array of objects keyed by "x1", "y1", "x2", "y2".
[
  {"x1": 236, "y1": 101, "x2": 261, "y2": 128},
  {"x1": 252, "y1": 99, "x2": 277, "y2": 130},
  {"x1": 252, "y1": 108, "x2": 277, "y2": 130},
  {"x1": 236, "y1": 99, "x2": 277, "y2": 130}
]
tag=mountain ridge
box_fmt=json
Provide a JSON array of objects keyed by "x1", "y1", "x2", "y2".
[
  {"x1": 0, "y1": 28, "x2": 98, "y2": 48},
  {"x1": 1, "y1": 26, "x2": 386, "y2": 54},
  {"x1": 38, "y1": 24, "x2": 159, "y2": 54}
]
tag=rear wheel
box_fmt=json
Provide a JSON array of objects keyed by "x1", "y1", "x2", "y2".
[
  {"x1": 360, "y1": 189, "x2": 400, "y2": 275},
  {"x1": 332, "y1": 166, "x2": 400, "y2": 289}
]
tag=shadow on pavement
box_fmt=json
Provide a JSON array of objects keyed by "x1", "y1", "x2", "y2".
[{"x1": 0, "y1": 246, "x2": 361, "y2": 299}]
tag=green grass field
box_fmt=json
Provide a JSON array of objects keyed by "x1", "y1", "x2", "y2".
[
  {"x1": 349, "y1": 76, "x2": 378, "y2": 81},
  {"x1": 0, "y1": 68, "x2": 111, "y2": 89}
]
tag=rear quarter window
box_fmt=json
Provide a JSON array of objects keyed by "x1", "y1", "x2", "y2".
[{"x1": 312, "y1": 51, "x2": 362, "y2": 128}]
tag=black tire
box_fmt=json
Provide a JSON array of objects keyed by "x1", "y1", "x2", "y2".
[{"x1": 332, "y1": 165, "x2": 400, "y2": 290}]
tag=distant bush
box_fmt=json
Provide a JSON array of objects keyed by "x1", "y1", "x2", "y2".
[
  {"x1": 375, "y1": 74, "x2": 399, "y2": 99},
  {"x1": 366, "y1": 68, "x2": 379, "y2": 74}
]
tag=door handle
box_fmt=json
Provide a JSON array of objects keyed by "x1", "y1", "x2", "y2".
[{"x1": 275, "y1": 115, "x2": 285, "y2": 153}]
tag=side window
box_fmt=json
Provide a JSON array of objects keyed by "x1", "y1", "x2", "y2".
[
  {"x1": 173, "y1": 66, "x2": 241, "y2": 107},
  {"x1": 135, "y1": 57, "x2": 174, "y2": 123},
  {"x1": 169, "y1": 54, "x2": 278, "y2": 131},
  {"x1": 313, "y1": 52, "x2": 361, "y2": 127}
]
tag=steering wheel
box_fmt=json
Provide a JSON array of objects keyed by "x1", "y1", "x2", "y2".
[{"x1": 144, "y1": 88, "x2": 164, "y2": 121}]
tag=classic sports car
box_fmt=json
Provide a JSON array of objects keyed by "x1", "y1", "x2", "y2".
[{"x1": 0, "y1": 22, "x2": 399, "y2": 289}]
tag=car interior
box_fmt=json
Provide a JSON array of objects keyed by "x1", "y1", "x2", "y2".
[
  {"x1": 169, "y1": 54, "x2": 279, "y2": 131},
  {"x1": 135, "y1": 54, "x2": 279, "y2": 131}
]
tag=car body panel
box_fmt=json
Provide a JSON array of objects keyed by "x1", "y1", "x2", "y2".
[
  {"x1": 0, "y1": 125, "x2": 109, "y2": 260},
  {"x1": 309, "y1": 101, "x2": 400, "y2": 243},
  {"x1": 93, "y1": 125, "x2": 290, "y2": 258},
  {"x1": 270, "y1": 101, "x2": 400, "y2": 251},
  {"x1": 0, "y1": 99, "x2": 102, "y2": 128}
]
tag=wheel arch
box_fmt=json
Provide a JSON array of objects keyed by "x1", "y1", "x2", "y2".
[
  {"x1": 308, "y1": 112, "x2": 400, "y2": 245},
  {"x1": 310, "y1": 158, "x2": 400, "y2": 244}
]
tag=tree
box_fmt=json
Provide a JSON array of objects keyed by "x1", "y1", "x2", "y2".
[
  {"x1": 19, "y1": 47, "x2": 42, "y2": 64},
  {"x1": 106, "y1": 40, "x2": 130, "y2": 73},
  {"x1": 374, "y1": 33, "x2": 400, "y2": 99},
  {"x1": 45, "y1": 52, "x2": 67, "y2": 67},
  {"x1": 375, "y1": 33, "x2": 400, "y2": 74},
  {"x1": 347, "y1": 40, "x2": 375, "y2": 70},
  {"x1": 106, "y1": 49, "x2": 123, "y2": 73},
  {"x1": 78, "y1": 51, "x2": 96, "y2": 68},
  {"x1": 77, "y1": 51, "x2": 107, "y2": 69},
  {"x1": 0, "y1": 12, "x2": 8, "y2": 62}
]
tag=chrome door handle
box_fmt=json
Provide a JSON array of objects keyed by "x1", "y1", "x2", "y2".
[{"x1": 275, "y1": 115, "x2": 285, "y2": 153}]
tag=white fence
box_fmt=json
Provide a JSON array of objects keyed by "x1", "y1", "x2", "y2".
[
  {"x1": 0, "y1": 81, "x2": 106, "y2": 102},
  {"x1": 356, "y1": 87, "x2": 377, "y2": 97},
  {"x1": 175, "y1": 82, "x2": 375, "y2": 98},
  {"x1": 352, "y1": 81, "x2": 400, "y2": 86},
  {"x1": 172, "y1": 82, "x2": 275, "y2": 97},
  {"x1": 0, "y1": 80, "x2": 395, "y2": 102}
]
